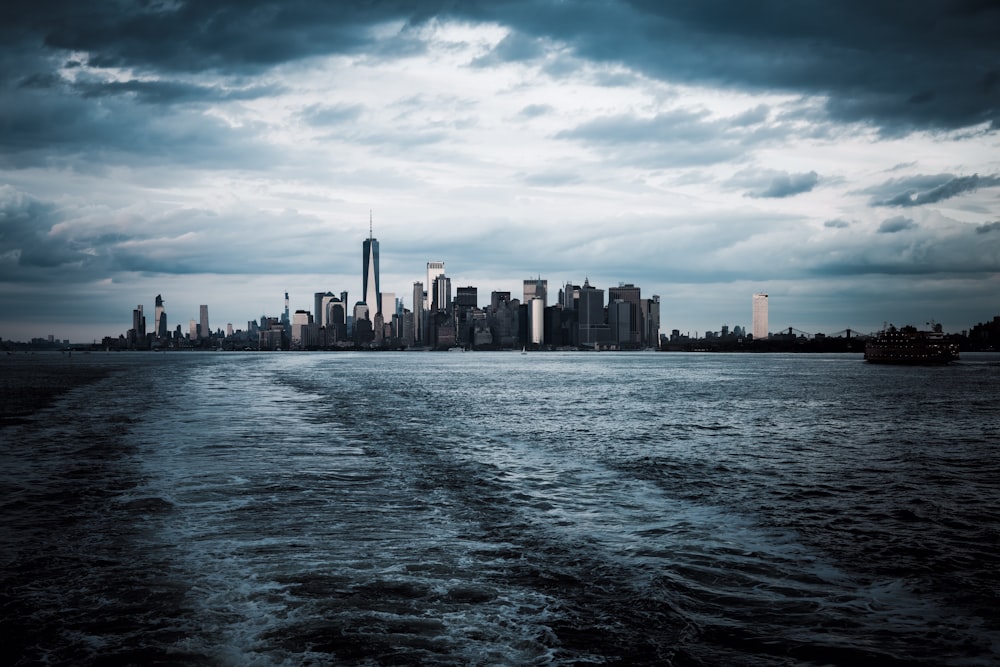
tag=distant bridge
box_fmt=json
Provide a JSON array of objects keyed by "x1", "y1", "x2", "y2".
[{"x1": 774, "y1": 327, "x2": 867, "y2": 340}]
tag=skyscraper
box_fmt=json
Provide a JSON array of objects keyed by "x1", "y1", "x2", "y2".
[
  {"x1": 426, "y1": 262, "x2": 445, "y2": 309},
  {"x1": 363, "y1": 214, "x2": 380, "y2": 319},
  {"x1": 608, "y1": 299, "x2": 631, "y2": 345},
  {"x1": 608, "y1": 283, "x2": 641, "y2": 345},
  {"x1": 431, "y1": 275, "x2": 451, "y2": 312},
  {"x1": 199, "y1": 305, "x2": 210, "y2": 339},
  {"x1": 644, "y1": 295, "x2": 661, "y2": 348},
  {"x1": 529, "y1": 297, "x2": 544, "y2": 345},
  {"x1": 455, "y1": 286, "x2": 478, "y2": 309},
  {"x1": 380, "y1": 292, "x2": 395, "y2": 324},
  {"x1": 578, "y1": 278, "x2": 608, "y2": 347},
  {"x1": 154, "y1": 294, "x2": 167, "y2": 338},
  {"x1": 752, "y1": 293, "x2": 769, "y2": 339},
  {"x1": 561, "y1": 283, "x2": 581, "y2": 310},
  {"x1": 314, "y1": 292, "x2": 329, "y2": 327},
  {"x1": 131, "y1": 304, "x2": 146, "y2": 348},
  {"x1": 412, "y1": 282, "x2": 424, "y2": 343},
  {"x1": 523, "y1": 277, "x2": 547, "y2": 307}
]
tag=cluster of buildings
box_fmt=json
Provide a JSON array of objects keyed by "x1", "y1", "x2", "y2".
[
  {"x1": 285, "y1": 274, "x2": 664, "y2": 352},
  {"x1": 115, "y1": 224, "x2": 775, "y2": 352}
]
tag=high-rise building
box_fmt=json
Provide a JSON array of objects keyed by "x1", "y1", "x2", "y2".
[
  {"x1": 752, "y1": 293, "x2": 769, "y2": 339},
  {"x1": 608, "y1": 283, "x2": 641, "y2": 346},
  {"x1": 609, "y1": 299, "x2": 631, "y2": 345},
  {"x1": 489, "y1": 292, "x2": 518, "y2": 347},
  {"x1": 199, "y1": 305, "x2": 210, "y2": 339},
  {"x1": 491, "y1": 291, "x2": 511, "y2": 311},
  {"x1": 412, "y1": 282, "x2": 424, "y2": 343},
  {"x1": 380, "y1": 292, "x2": 395, "y2": 325},
  {"x1": 154, "y1": 294, "x2": 167, "y2": 338},
  {"x1": 326, "y1": 300, "x2": 347, "y2": 343},
  {"x1": 431, "y1": 275, "x2": 451, "y2": 312},
  {"x1": 324, "y1": 297, "x2": 345, "y2": 326},
  {"x1": 315, "y1": 292, "x2": 338, "y2": 328},
  {"x1": 291, "y1": 310, "x2": 313, "y2": 349},
  {"x1": 578, "y1": 278, "x2": 608, "y2": 347},
  {"x1": 455, "y1": 286, "x2": 478, "y2": 309},
  {"x1": 561, "y1": 283, "x2": 581, "y2": 310},
  {"x1": 426, "y1": 262, "x2": 445, "y2": 309},
  {"x1": 529, "y1": 297, "x2": 544, "y2": 345},
  {"x1": 363, "y1": 214, "x2": 380, "y2": 319},
  {"x1": 455, "y1": 286, "x2": 479, "y2": 347},
  {"x1": 523, "y1": 277, "x2": 547, "y2": 307},
  {"x1": 130, "y1": 304, "x2": 146, "y2": 348},
  {"x1": 644, "y1": 295, "x2": 661, "y2": 348},
  {"x1": 132, "y1": 304, "x2": 145, "y2": 337}
]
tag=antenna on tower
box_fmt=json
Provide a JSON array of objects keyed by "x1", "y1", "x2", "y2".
[{"x1": 369, "y1": 209, "x2": 373, "y2": 238}]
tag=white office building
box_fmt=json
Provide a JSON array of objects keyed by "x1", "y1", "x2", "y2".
[
  {"x1": 530, "y1": 297, "x2": 544, "y2": 345},
  {"x1": 426, "y1": 262, "x2": 445, "y2": 309},
  {"x1": 752, "y1": 293, "x2": 769, "y2": 339}
]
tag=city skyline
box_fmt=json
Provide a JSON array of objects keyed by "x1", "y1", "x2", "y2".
[{"x1": 2, "y1": 2, "x2": 999, "y2": 342}]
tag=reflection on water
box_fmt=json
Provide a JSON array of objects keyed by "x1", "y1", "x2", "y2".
[{"x1": 2, "y1": 352, "x2": 998, "y2": 665}]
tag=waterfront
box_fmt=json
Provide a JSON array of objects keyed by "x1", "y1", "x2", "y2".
[{"x1": 2, "y1": 351, "x2": 998, "y2": 665}]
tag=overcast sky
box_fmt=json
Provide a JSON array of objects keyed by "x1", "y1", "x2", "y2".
[{"x1": 2, "y1": 1, "x2": 999, "y2": 342}]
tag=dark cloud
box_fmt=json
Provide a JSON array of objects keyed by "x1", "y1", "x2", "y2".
[
  {"x1": 725, "y1": 168, "x2": 820, "y2": 198},
  {"x1": 298, "y1": 103, "x2": 365, "y2": 126},
  {"x1": 977, "y1": 221, "x2": 1000, "y2": 234},
  {"x1": 824, "y1": 219, "x2": 850, "y2": 229},
  {"x1": 558, "y1": 109, "x2": 715, "y2": 143},
  {"x1": 0, "y1": 184, "x2": 355, "y2": 289},
  {"x1": 472, "y1": 1, "x2": 1000, "y2": 133},
  {"x1": 730, "y1": 105, "x2": 770, "y2": 127},
  {"x1": 3, "y1": 1, "x2": 997, "y2": 137},
  {"x1": 746, "y1": 171, "x2": 819, "y2": 199},
  {"x1": 0, "y1": 81, "x2": 281, "y2": 168},
  {"x1": 470, "y1": 31, "x2": 548, "y2": 67},
  {"x1": 72, "y1": 79, "x2": 285, "y2": 105},
  {"x1": 865, "y1": 173, "x2": 1000, "y2": 207},
  {"x1": 555, "y1": 109, "x2": 753, "y2": 167},
  {"x1": 3, "y1": 2, "x2": 397, "y2": 74},
  {"x1": 878, "y1": 216, "x2": 917, "y2": 233},
  {"x1": 0, "y1": 187, "x2": 95, "y2": 277},
  {"x1": 519, "y1": 104, "x2": 554, "y2": 119}
]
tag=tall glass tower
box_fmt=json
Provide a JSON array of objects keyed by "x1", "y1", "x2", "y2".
[
  {"x1": 363, "y1": 213, "x2": 380, "y2": 319},
  {"x1": 199, "y1": 304, "x2": 210, "y2": 339},
  {"x1": 154, "y1": 294, "x2": 167, "y2": 338}
]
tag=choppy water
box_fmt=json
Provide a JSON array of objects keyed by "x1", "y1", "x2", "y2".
[{"x1": 2, "y1": 351, "x2": 999, "y2": 666}]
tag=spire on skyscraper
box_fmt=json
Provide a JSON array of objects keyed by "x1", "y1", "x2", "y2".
[{"x1": 362, "y1": 214, "x2": 381, "y2": 319}]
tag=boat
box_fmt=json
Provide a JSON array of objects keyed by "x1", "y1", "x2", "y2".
[{"x1": 864, "y1": 325, "x2": 959, "y2": 364}]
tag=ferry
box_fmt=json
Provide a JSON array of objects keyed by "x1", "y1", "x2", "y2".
[{"x1": 864, "y1": 325, "x2": 959, "y2": 364}]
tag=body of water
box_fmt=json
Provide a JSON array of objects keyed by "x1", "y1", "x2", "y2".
[{"x1": 2, "y1": 351, "x2": 998, "y2": 665}]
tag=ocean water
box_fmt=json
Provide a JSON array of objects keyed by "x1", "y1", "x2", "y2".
[{"x1": 2, "y1": 351, "x2": 999, "y2": 666}]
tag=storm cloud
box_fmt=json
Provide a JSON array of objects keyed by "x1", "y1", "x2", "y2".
[
  {"x1": 866, "y1": 173, "x2": 1000, "y2": 207},
  {"x1": 3, "y1": 1, "x2": 998, "y2": 133},
  {"x1": 728, "y1": 170, "x2": 820, "y2": 199},
  {"x1": 878, "y1": 216, "x2": 918, "y2": 234}
]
